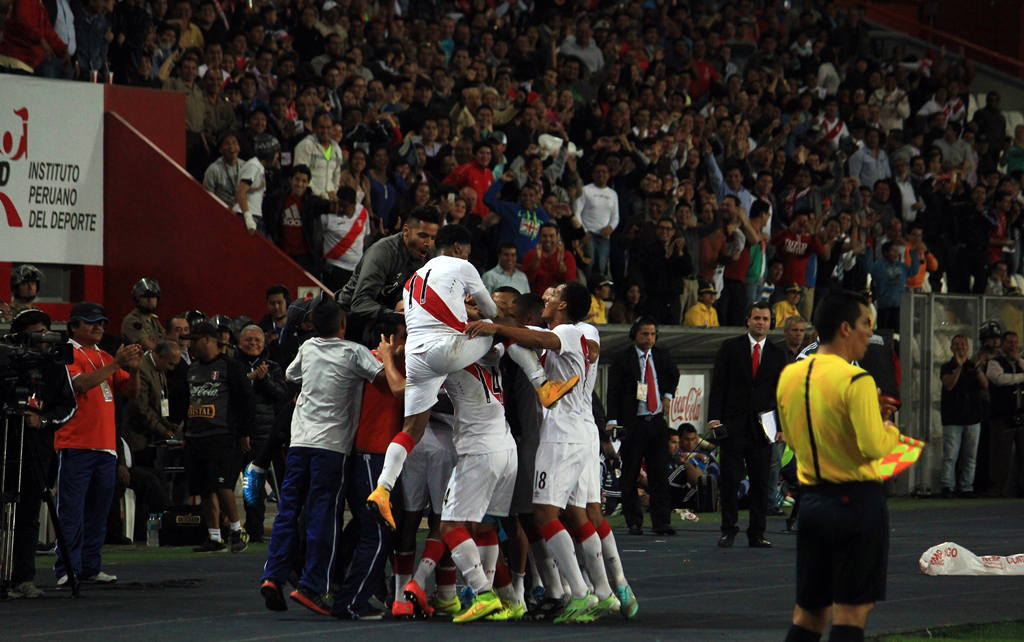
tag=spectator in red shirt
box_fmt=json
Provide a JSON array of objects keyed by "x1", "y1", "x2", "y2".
[
  {"x1": 55, "y1": 302, "x2": 142, "y2": 586},
  {"x1": 441, "y1": 141, "x2": 494, "y2": 217},
  {"x1": 770, "y1": 209, "x2": 828, "y2": 289},
  {"x1": 0, "y1": 0, "x2": 70, "y2": 74},
  {"x1": 521, "y1": 222, "x2": 577, "y2": 296},
  {"x1": 263, "y1": 165, "x2": 334, "y2": 275}
]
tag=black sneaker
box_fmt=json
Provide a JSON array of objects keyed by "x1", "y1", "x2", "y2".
[
  {"x1": 230, "y1": 529, "x2": 249, "y2": 553},
  {"x1": 526, "y1": 594, "x2": 570, "y2": 620},
  {"x1": 940, "y1": 487, "x2": 954, "y2": 499},
  {"x1": 261, "y1": 579, "x2": 287, "y2": 611},
  {"x1": 193, "y1": 538, "x2": 227, "y2": 553}
]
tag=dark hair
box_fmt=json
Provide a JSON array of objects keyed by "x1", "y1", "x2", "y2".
[
  {"x1": 678, "y1": 423, "x2": 697, "y2": 436},
  {"x1": 813, "y1": 290, "x2": 870, "y2": 343},
  {"x1": 494, "y1": 285, "x2": 522, "y2": 295},
  {"x1": 498, "y1": 242, "x2": 518, "y2": 254},
  {"x1": 750, "y1": 199, "x2": 770, "y2": 219},
  {"x1": 473, "y1": 140, "x2": 492, "y2": 154},
  {"x1": 539, "y1": 221, "x2": 559, "y2": 235},
  {"x1": 407, "y1": 205, "x2": 441, "y2": 227},
  {"x1": 513, "y1": 292, "x2": 544, "y2": 320},
  {"x1": 435, "y1": 223, "x2": 471, "y2": 250},
  {"x1": 166, "y1": 314, "x2": 188, "y2": 332},
  {"x1": 747, "y1": 301, "x2": 772, "y2": 322},
  {"x1": 1002, "y1": 331, "x2": 1018, "y2": 342},
  {"x1": 336, "y1": 186, "x2": 357, "y2": 204},
  {"x1": 266, "y1": 284, "x2": 291, "y2": 302},
  {"x1": 560, "y1": 282, "x2": 592, "y2": 323},
  {"x1": 370, "y1": 311, "x2": 405, "y2": 342},
  {"x1": 153, "y1": 340, "x2": 179, "y2": 358},
  {"x1": 312, "y1": 298, "x2": 345, "y2": 337},
  {"x1": 291, "y1": 164, "x2": 312, "y2": 180}
]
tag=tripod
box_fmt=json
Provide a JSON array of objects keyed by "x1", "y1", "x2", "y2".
[{"x1": 1, "y1": 403, "x2": 80, "y2": 598}]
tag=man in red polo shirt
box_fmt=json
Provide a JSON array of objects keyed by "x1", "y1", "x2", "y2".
[
  {"x1": 55, "y1": 302, "x2": 141, "y2": 586},
  {"x1": 441, "y1": 141, "x2": 495, "y2": 217},
  {"x1": 521, "y1": 222, "x2": 578, "y2": 296}
]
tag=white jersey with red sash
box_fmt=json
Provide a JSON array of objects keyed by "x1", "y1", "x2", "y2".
[
  {"x1": 815, "y1": 116, "x2": 849, "y2": 149},
  {"x1": 322, "y1": 204, "x2": 371, "y2": 271},
  {"x1": 404, "y1": 255, "x2": 490, "y2": 352}
]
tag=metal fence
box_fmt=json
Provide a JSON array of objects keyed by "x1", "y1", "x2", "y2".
[{"x1": 898, "y1": 293, "x2": 1024, "y2": 494}]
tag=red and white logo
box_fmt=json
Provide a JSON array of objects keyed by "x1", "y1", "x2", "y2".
[{"x1": 0, "y1": 107, "x2": 29, "y2": 228}]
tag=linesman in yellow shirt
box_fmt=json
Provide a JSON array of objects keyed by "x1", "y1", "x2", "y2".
[{"x1": 776, "y1": 290, "x2": 900, "y2": 642}]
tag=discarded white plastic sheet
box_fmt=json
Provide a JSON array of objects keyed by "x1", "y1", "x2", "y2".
[{"x1": 919, "y1": 541, "x2": 1024, "y2": 576}]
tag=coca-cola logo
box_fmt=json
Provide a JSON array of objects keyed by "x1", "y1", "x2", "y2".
[
  {"x1": 190, "y1": 382, "x2": 222, "y2": 398},
  {"x1": 672, "y1": 387, "x2": 703, "y2": 422}
]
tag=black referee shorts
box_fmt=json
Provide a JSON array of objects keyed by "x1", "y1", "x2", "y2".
[
  {"x1": 184, "y1": 434, "x2": 240, "y2": 496},
  {"x1": 796, "y1": 481, "x2": 888, "y2": 609}
]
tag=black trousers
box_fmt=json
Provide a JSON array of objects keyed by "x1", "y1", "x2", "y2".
[
  {"x1": 12, "y1": 432, "x2": 53, "y2": 585},
  {"x1": 717, "y1": 279, "x2": 749, "y2": 328},
  {"x1": 619, "y1": 415, "x2": 672, "y2": 530},
  {"x1": 719, "y1": 437, "x2": 772, "y2": 540}
]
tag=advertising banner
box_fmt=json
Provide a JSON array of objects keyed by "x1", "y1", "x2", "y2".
[
  {"x1": 0, "y1": 77, "x2": 104, "y2": 265},
  {"x1": 668, "y1": 373, "x2": 705, "y2": 432}
]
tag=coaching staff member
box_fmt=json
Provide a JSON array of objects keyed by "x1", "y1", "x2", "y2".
[
  {"x1": 776, "y1": 291, "x2": 900, "y2": 642},
  {"x1": 707, "y1": 301, "x2": 786, "y2": 548},
  {"x1": 183, "y1": 321, "x2": 256, "y2": 553},
  {"x1": 606, "y1": 316, "x2": 680, "y2": 535}
]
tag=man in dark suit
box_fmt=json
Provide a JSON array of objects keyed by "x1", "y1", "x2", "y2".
[
  {"x1": 606, "y1": 316, "x2": 681, "y2": 535},
  {"x1": 707, "y1": 301, "x2": 787, "y2": 548}
]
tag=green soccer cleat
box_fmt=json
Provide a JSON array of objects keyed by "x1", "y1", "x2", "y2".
[
  {"x1": 553, "y1": 593, "x2": 599, "y2": 624},
  {"x1": 582, "y1": 593, "x2": 621, "y2": 621},
  {"x1": 429, "y1": 593, "x2": 462, "y2": 617},
  {"x1": 485, "y1": 601, "x2": 525, "y2": 621},
  {"x1": 453, "y1": 590, "x2": 503, "y2": 623},
  {"x1": 615, "y1": 585, "x2": 638, "y2": 619}
]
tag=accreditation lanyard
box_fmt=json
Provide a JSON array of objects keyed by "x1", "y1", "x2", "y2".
[{"x1": 77, "y1": 344, "x2": 114, "y2": 402}]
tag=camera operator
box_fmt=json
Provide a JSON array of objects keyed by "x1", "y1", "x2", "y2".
[
  {"x1": 3, "y1": 310, "x2": 76, "y2": 598},
  {"x1": 55, "y1": 303, "x2": 142, "y2": 586}
]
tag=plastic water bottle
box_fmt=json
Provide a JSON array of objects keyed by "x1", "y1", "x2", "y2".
[{"x1": 147, "y1": 513, "x2": 161, "y2": 547}]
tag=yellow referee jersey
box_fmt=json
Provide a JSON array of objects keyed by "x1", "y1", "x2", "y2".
[{"x1": 776, "y1": 353, "x2": 900, "y2": 485}]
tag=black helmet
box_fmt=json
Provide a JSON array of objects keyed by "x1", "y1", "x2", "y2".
[
  {"x1": 10, "y1": 264, "x2": 44, "y2": 293},
  {"x1": 131, "y1": 278, "x2": 161, "y2": 302},
  {"x1": 232, "y1": 315, "x2": 256, "y2": 336},
  {"x1": 979, "y1": 319, "x2": 1003, "y2": 342},
  {"x1": 183, "y1": 310, "x2": 207, "y2": 330},
  {"x1": 210, "y1": 314, "x2": 234, "y2": 333}
]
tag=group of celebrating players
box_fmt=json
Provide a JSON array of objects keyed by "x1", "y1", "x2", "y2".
[{"x1": 258, "y1": 223, "x2": 638, "y2": 624}]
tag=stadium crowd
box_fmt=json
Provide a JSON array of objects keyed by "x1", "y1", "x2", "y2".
[{"x1": 2, "y1": 0, "x2": 1024, "y2": 633}]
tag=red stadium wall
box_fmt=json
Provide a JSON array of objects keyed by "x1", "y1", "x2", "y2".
[
  {"x1": 104, "y1": 85, "x2": 185, "y2": 165},
  {"x1": 103, "y1": 112, "x2": 325, "y2": 331}
]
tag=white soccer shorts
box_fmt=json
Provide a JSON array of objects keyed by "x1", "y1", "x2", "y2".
[
  {"x1": 532, "y1": 442, "x2": 590, "y2": 509},
  {"x1": 401, "y1": 424, "x2": 457, "y2": 513},
  {"x1": 440, "y1": 448, "x2": 518, "y2": 523},
  {"x1": 405, "y1": 334, "x2": 494, "y2": 416}
]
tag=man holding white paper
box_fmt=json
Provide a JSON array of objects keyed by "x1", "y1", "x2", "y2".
[{"x1": 707, "y1": 302, "x2": 787, "y2": 549}]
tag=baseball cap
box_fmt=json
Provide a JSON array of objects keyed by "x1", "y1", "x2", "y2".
[
  {"x1": 69, "y1": 302, "x2": 109, "y2": 323},
  {"x1": 10, "y1": 308, "x2": 51, "y2": 334},
  {"x1": 489, "y1": 131, "x2": 507, "y2": 145},
  {"x1": 698, "y1": 281, "x2": 717, "y2": 295},
  {"x1": 785, "y1": 283, "x2": 802, "y2": 294},
  {"x1": 182, "y1": 321, "x2": 219, "y2": 340},
  {"x1": 587, "y1": 274, "x2": 613, "y2": 291}
]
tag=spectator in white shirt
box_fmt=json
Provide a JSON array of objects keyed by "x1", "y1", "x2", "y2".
[
  {"x1": 575, "y1": 163, "x2": 619, "y2": 277},
  {"x1": 234, "y1": 134, "x2": 280, "y2": 236},
  {"x1": 482, "y1": 243, "x2": 531, "y2": 294},
  {"x1": 293, "y1": 112, "x2": 344, "y2": 201}
]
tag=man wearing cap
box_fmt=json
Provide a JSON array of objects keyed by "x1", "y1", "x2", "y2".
[
  {"x1": 773, "y1": 284, "x2": 803, "y2": 326},
  {"x1": 122, "y1": 278, "x2": 165, "y2": 351},
  {"x1": 182, "y1": 321, "x2": 256, "y2": 553},
  {"x1": 293, "y1": 112, "x2": 344, "y2": 201},
  {"x1": 5, "y1": 310, "x2": 76, "y2": 598},
  {"x1": 482, "y1": 243, "x2": 531, "y2": 295},
  {"x1": 683, "y1": 282, "x2": 720, "y2": 327},
  {"x1": 234, "y1": 133, "x2": 280, "y2": 235},
  {"x1": 55, "y1": 303, "x2": 142, "y2": 586}
]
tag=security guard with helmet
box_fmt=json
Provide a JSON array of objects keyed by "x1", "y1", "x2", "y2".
[
  {"x1": 122, "y1": 278, "x2": 165, "y2": 351},
  {"x1": 9, "y1": 264, "x2": 44, "y2": 316}
]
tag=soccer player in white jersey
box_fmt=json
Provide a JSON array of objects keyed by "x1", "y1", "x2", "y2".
[
  {"x1": 368, "y1": 224, "x2": 577, "y2": 531},
  {"x1": 575, "y1": 320, "x2": 638, "y2": 619},
  {"x1": 465, "y1": 282, "x2": 620, "y2": 623},
  {"x1": 434, "y1": 343, "x2": 519, "y2": 623}
]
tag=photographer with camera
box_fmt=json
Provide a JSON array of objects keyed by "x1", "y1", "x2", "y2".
[
  {"x1": 3, "y1": 310, "x2": 76, "y2": 598},
  {"x1": 54, "y1": 303, "x2": 142, "y2": 586},
  {"x1": 984, "y1": 331, "x2": 1024, "y2": 497}
]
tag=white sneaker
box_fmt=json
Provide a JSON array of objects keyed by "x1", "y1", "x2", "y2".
[
  {"x1": 82, "y1": 571, "x2": 117, "y2": 584},
  {"x1": 12, "y1": 581, "x2": 43, "y2": 598},
  {"x1": 56, "y1": 575, "x2": 68, "y2": 587}
]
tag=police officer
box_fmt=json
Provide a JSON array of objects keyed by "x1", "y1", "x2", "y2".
[
  {"x1": 8, "y1": 264, "x2": 44, "y2": 317},
  {"x1": 122, "y1": 279, "x2": 166, "y2": 351}
]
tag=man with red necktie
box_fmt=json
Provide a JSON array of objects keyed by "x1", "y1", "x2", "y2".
[
  {"x1": 606, "y1": 316, "x2": 680, "y2": 536},
  {"x1": 708, "y1": 302, "x2": 787, "y2": 549}
]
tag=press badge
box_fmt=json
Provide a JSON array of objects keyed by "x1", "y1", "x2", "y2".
[
  {"x1": 100, "y1": 382, "x2": 114, "y2": 402},
  {"x1": 160, "y1": 399, "x2": 170, "y2": 417},
  {"x1": 636, "y1": 383, "x2": 648, "y2": 401}
]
